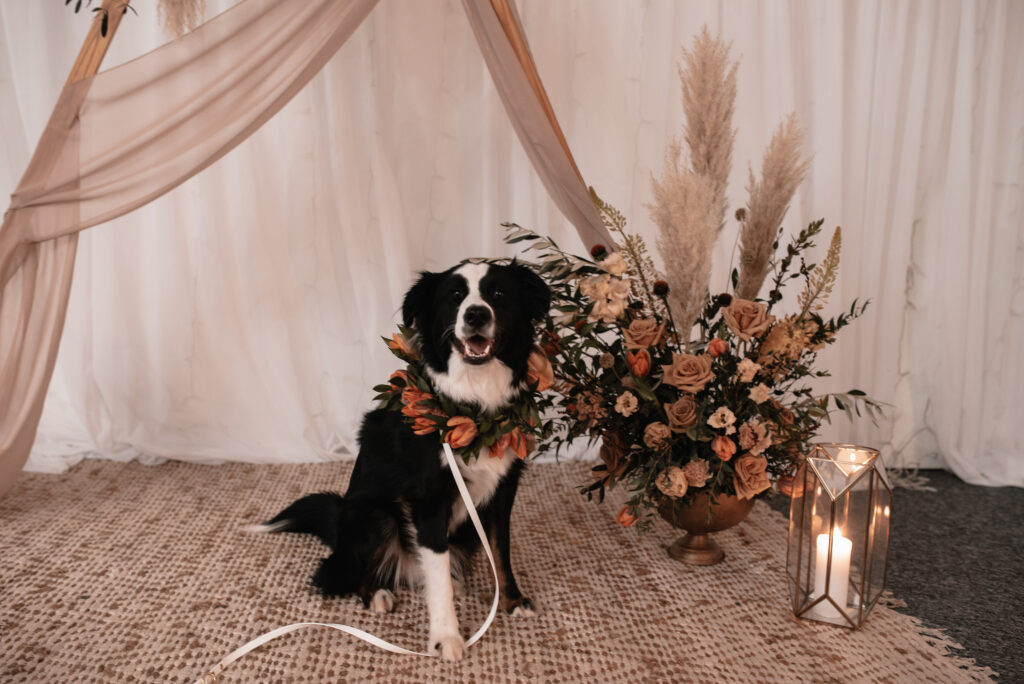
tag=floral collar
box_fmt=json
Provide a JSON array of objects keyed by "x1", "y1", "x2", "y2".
[{"x1": 372, "y1": 326, "x2": 552, "y2": 464}]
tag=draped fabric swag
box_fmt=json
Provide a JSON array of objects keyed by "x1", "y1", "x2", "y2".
[
  {"x1": 1, "y1": 1, "x2": 1021, "y2": 493},
  {"x1": 0, "y1": 0, "x2": 612, "y2": 498}
]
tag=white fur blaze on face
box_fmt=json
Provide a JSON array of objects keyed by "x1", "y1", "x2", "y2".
[
  {"x1": 419, "y1": 548, "x2": 465, "y2": 661},
  {"x1": 453, "y1": 263, "x2": 496, "y2": 363}
]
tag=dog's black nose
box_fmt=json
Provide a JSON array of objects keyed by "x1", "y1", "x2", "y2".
[{"x1": 464, "y1": 305, "x2": 493, "y2": 329}]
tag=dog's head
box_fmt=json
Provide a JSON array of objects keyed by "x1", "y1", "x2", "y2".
[{"x1": 401, "y1": 261, "x2": 549, "y2": 403}]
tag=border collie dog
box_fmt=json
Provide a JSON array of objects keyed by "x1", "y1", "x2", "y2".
[{"x1": 260, "y1": 261, "x2": 550, "y2": 661}]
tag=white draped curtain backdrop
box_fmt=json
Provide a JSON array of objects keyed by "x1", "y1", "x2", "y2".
[{"x1": 1, "y1": 0, "x2": 1021, "y2": 485}]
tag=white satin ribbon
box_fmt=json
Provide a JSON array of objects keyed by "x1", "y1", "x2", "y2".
[{"x1": 194, "y1": 443, "x2": 500, "y2": 683}]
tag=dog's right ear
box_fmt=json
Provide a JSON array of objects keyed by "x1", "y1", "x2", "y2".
[{"x1": 402, "y1": 271, "x2": 441, "y2": 331}]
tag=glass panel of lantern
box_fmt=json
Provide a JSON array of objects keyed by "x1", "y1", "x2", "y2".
[{"x1": 786, "y1": 443, "x2": 892, "y2": 629}]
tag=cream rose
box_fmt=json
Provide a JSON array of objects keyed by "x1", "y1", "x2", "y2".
[
  {"x1": 733, "y1": 454, "x2": 771, "y2": 499},
  {"x1": 722, "y1": 299, "x2": 775, "y2": 341},
  {"x1": 664, "y1": 396, "x2": 698, "y2": 433},
  {"x1": 661, "y1": 353, "x2": 714, "y2": 393},
  {"x1": 736, "y1": 358, "x2": 762, "y2": 383},
  {"x1": 600, "y1": 252, "x2": 629, "y2": 276},
  {"x1": 655, "y1": 466, "x2": 689, "y2": 498}
]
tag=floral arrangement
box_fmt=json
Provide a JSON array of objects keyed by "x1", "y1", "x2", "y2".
[
  {"x1": 509, "y1": 28, "x2": 881, "y2": 529},
  {"x1": 373, "y1": 326, "x2": 555, "y2": 464}
]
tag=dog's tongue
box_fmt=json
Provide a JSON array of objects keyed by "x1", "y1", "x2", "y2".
[{"x1": 465, "y1": 336, "x2": 492, "y2": 357}]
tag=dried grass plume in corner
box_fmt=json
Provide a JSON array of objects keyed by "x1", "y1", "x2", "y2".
[{"x1": 158, "y1": 0, "x2": 206, "y2": 38}]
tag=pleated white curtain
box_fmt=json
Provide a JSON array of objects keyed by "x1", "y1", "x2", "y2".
[{"x1": 1, "y1": 1, "x2": 1021, "y2": 485}]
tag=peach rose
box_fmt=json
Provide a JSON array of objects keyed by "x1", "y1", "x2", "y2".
[
  {"x1": 664, "y1": 396, "x2": 698, "y2": 433},
  {"x1": 623, "y1": 318, "x2": 666, "y2": 350},
  {"x1": 737, "y1": 420, "x2": 771, "y2": 456},
  {"x1": 655, "y1": 466, "x2": 689, "y2": 498},
  {"x1": 444, "y1": 416, "x2": 478, "y2": 448},
  {"x1": 643, "y1": 422, "x2": 672, "y2": 449},
  {"x1": 627, "y1": 349, "x2": 652, "y2": 378},
  {"x1": 526, "y1": 349, "x2": 554, "y2": 391},
  {"x1": 661, "y1": 353, "x2": 714, "y2": 393},
  {"x1": 733, "y1": 454, "x2": 771, "y2": 500},
  {"x1": 616, "y1": 505, "x2": 638, "y2": 527},
  {"x1": 722, "y1": 299, "x2": 775, "y2": 342},
  {"x1": 712, "y1": 435, "x2": 737, "y2": 461},
  {"x1": 707, "y1": 337, "x2": 729, "y2": 358}
]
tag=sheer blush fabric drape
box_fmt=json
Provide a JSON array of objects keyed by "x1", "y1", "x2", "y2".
[
  {"x1": 0, "y1": 0, "x2": 611, "y2": 496},
  {"x1": 2, "y1": 1, "x2": 1021, "y2": 486}
]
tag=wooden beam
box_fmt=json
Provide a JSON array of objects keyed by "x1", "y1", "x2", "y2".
[{"x1": 66, "y1": 0, "x2": 132, "y2": 84}]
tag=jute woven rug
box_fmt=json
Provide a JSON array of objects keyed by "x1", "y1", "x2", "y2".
[{"x1": 0, "y1": 459, "x2": 995, "y2": 683}]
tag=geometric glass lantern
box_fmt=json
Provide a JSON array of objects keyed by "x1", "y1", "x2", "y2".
[{"x1": 787, "y1": 443, "x2": 892, "y2": 628}]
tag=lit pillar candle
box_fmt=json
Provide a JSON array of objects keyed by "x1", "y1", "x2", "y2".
[{"x1": 813, "y1": 528, "x2": 851, "y2": 619}]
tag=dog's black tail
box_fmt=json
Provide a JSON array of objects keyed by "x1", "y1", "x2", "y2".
[{"x1": 248, "y1": 492, "x2": 347, "y2": 549}]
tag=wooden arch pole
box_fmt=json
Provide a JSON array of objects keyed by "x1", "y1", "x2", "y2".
[{"x1": 66, "y1": 0, "x2": 132, "y2": 84}]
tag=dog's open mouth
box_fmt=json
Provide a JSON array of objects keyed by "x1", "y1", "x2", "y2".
[{"x1": 456, "y1": 335, "x2": 495, "y2": 364}]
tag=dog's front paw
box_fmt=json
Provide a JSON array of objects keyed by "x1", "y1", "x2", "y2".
[
  {"x1": 369, "y1": 589, "x2": 395, "y2": 613},
  {"x1": 429, "y1": 633, "x2": 465, "y2": 662},
  {"x1": 501, "y1": 596, "x2": 536, "y2": 617}
]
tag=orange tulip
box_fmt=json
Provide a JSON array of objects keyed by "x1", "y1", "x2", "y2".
[
  {"x1": 526, "y1": 349, "x2": 554, "y2": 391},
  {"x1": 627, "y1": 349, "x2": 651, "y2": 378},
  {"x1": 412, "y1": 416, "x2": 438, "y2": 435},
  {"x1": 616, "y1": 505, "x2": 638, "y2": 527},
  {"x1": 711, "y1": 435, "x2": 737, "y2": 462},
  {"x1": 444, "y1": 416, "x2": 478, "y2": 448},
  {"x1": 707, "y1": 338, "x2": 729, "y2": 358},
  {"x1": 389, "y1": 369, "x2": 411, "y2": 388},
  {"x1": 388, "y1": 332, "x2": 418, "y2": 359}
]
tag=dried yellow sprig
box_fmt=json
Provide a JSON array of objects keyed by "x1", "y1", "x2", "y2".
[{"x1": 797, "y1": 226, "x2": 842, "y2": 319}]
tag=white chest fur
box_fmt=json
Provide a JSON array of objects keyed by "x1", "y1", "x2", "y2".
[
  {"x1": 447, "y1": 449, "x2": 516, "y2": 531},
  {"x1": 426, "y1": 357, "x2": 519, "y2": 415}
]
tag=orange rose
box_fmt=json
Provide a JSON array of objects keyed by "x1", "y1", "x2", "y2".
[
  {"x1": 616, "y1": 506, "x2": 637, "y2": 527},
  {"x1": 388, "y1": 332, "x2": 418, "y2": 359},
  {"x1": 623, "y1": 318, "x2": 666, "y2": 349},
  {"x1": 661, "y1": 353, "x2": 714, "y2": 393},
  {"x1": 444, "y1": 416, "x2": 478, "y2": 448},
  {"x1": 664, "y1": 396, "x2": 698, "y2": 433},
  {"x1": 707, "y1": 338, "x2": 729, "y2": 358},
  {"x1": 627, "y1": 349, "x2": 652, "y2": 377},
  {"x1": 722, "y1": 299, "x2": 775, "y2": 342},
  {"x1": 526, "y1": 349, "x2": 554, "y2": 391},
  {"x1": 733, "y1": 454, "x2": 771, "y2": 500},
  {"x1": 711, "y1": 435, "x2": 737, "y2": 461}
]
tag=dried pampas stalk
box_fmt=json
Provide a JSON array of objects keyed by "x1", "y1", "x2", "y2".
[
  {"x1": 679, "y1": 26, "x2": 738, "y2": 235},
  {"x1": 649, "y1": 140, "x2": 716, "y2": 345},
  {"x1": 158, "y1": 0, "x2": 206, "y2": 38},
  {"x1": 736, "y1": 113, "x2": 811, "y2": 300}
]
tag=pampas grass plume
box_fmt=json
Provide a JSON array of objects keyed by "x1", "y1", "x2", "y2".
[
  {"x1": 736, "y1": 113, "x2": 811, "y2": 300},
  {"x1": 158, "y1": 0, "x2": 206, "y2": 38}
]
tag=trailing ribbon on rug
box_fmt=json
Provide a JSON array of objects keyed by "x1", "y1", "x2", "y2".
[{"x1": 193, "y1": 443, "x2": 500, "y2": 683}]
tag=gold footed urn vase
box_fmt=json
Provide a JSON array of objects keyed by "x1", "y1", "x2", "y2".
[{"x1": 658, "y1": 491, "x2": 756, "y2": 565}]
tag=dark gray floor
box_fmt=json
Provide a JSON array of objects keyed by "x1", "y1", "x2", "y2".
[{"x1": 769, "y1": 469, "x2": 1024, "y2": 682}]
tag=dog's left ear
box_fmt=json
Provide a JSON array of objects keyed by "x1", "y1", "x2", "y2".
[
  {"x1": 509, "y1": 262, "x2": 551, "y2": 323},
  {"x1": 402, "y1": 271, "x2": 442, "y2": 331}
]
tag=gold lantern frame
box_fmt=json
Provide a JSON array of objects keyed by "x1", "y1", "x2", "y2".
[{"x1": 787, "y1": 443, "x2": 892, "y2": 629}]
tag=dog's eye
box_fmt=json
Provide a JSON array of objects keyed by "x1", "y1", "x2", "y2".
[
  {"x1": 492, "y1": 287, "x2": 504, "y2": 299},
  {"x1": 452, "y1": 289, "x2": 465, "y2": 301}
]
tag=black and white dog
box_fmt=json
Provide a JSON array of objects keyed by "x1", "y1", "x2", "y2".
[{"x1": 257, "y1": 261, "x2": 550, "y2": 661}]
